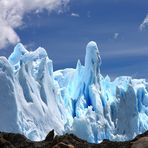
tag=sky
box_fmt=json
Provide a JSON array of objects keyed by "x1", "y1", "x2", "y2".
[{"x1": 0, "y1": 0, "x2": 148, "y2": 80}]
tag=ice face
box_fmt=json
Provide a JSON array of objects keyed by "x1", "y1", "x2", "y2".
[
  {"x1": 0, "y1": 57, "x2": 19, "y2": 133},
  {"x1": 8, "y1": 43, "x2": 28, "y2": 65},
  {"x1": 2, "y1": 45, "x2": 65, "y2": 141},
  {"x1": 0, "y1": 41, "x2": 148, "y2": 143}
]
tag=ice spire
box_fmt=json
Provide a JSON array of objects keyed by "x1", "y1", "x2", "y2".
[
  {"x1": 84, "y1": 41, "x2": 101, "y2": 98},
  {"x1": 85, "y1": 41, "x2": 101, "y2": 84}
]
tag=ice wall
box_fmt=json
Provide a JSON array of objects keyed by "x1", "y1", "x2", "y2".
[{"x1": 0, "y1": 41, "x2": 148, "y2": 143}]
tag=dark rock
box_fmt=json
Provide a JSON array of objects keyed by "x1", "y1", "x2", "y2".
[
  {"x1": 0, "y1": 130, "x2": 148, "y2": 148},
  {"x1": 45, "y1": 129, "x2": 54, "y2": 142}
]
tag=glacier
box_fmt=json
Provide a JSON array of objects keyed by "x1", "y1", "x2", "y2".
[{"x1": 0, "y1": 41, "x2": 148, "y2": 143}]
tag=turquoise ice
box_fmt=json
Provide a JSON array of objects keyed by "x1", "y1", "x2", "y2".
[{"x1": 0, "y1": 41, "x2": 148, "y2": 143}]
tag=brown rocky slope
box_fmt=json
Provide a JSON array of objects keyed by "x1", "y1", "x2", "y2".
[{"x1": 0, "y1": 130, "x2": 148, "y2": 148}]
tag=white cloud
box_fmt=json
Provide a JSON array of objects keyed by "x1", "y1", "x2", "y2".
[
  {"x1": 139, "y1": 14, "x2": 148, "y2": 31},
  {"x1": 0, "y1": 0, "x2": 70, "y2": 49},
  {"x1": 0, "y1": 18, "x2": 20, "y2": 49},
  {"x1": 114, "y1": 33, "x2": 119, "y2": 39},
  {"x1": 71, "y1": 13, "x2": 80, "y2": 17}
]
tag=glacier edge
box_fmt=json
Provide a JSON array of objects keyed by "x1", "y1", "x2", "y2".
[{"x1": 0, "y1": 41, "x2": 148, "y2": 143}]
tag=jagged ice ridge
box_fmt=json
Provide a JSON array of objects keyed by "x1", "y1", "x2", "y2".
[{"x1": 0, "y1": 41, "x2": 148, "y2": 143}]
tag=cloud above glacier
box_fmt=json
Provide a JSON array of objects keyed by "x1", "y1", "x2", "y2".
[
  {"x1": 113, "y1": 33, "x2": 119, "y2": 39},
  {"x1": 71, "y1": 13, "x2": 80, "y2": 17},
  {"x1": 139, "y1": 14, "x2": 148, "y2": 31},
  {"x1": 0, "y1": 0, "x2": 70, "y2": 49}
]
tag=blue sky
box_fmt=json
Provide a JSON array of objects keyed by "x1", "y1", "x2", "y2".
[{"x1": 1, "y1": 0, "x2": 148, "y2": 79}]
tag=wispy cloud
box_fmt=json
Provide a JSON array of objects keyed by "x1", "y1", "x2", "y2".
[
  {"x1": 139, "y1": 14, "x2": 148, "y2": 31},
  {"x1": 71, "y1": 13, "x2": 80, "y2": 17},
  {"x1": 102, "y1": 46, "x2": 148, "y2": 58},
  {"x1": 113, "y1": 33, "x2": 119, "y2": 39},
  {"x1": 0, "y1": 0, "x2": 70, "y2": 49}
]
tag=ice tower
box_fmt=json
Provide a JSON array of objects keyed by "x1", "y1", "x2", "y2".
[
  {"x1": 85, "y1": 41, "x2": 101, "y2": 85},
  {"x1": 84, "y1": 41, "x2": 102, "y2": 106}
]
